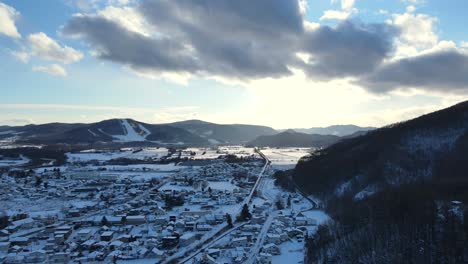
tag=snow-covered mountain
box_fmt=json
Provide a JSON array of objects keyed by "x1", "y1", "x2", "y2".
[
  {"x1": 0, "y1": 118, "x2": 277, "y2": 146},
  {"x1": 293, "y1": 100, "x2": 468, "y2": 200}
]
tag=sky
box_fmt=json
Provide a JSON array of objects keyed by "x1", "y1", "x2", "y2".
[{"x1": 0, "y1": 0, "x2": 467, "y2": 129}]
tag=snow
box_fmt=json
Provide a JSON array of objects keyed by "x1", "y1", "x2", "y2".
[
  {"x1": 113, "y1": 119, "x2": 147, "y2": 142},
  {"x1": 272, "y1": 240, "x2": 304, "y2": 264},
  {"x1": 88, "y1": 129, "x2": 99, "y2": 137},
  {"x1": 354, "y1": 185, "x2": 378, "y2": 201},
  {"x1": 208, "y1": 181, "x2": 238, "y2": 191},
  {"x1": 262, "y1": 148, "x2": 312, "y2": 170},
  {"x1": 301, "y1": 210, "x2": 330, "y2": 225},
  {"x1": 0, "y1": 155, "x2": 30, "y2": 167}
]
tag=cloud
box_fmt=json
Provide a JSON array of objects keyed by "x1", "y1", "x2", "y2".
[
  {"x1": 33, "y1": 64, "x2": 68, "y2": 76},
  {"x1": 10, "y1": 50, "x2": 30, "y2": 63},
  {"x1": 359, "y1": 50, "x2": 468, "y2": 93},
  {"x1": 63, "y1": 0, "x2": 399, "y2": 83},
  {"x1": 301, "y1": 21, "x2": 399, "y2": 79},
  {"x1": 321, "y1": 0, "x2": 357, "y2": 21},
  {"x1": 0, "y1": 118, "x2": 34, "y2": 126},
  {"x1": 63, "y1": 0, "x2": 305, "y2": 79},
  {"x1": 28, "y1": 32, "x2": 83, "y2": 64},
  {"x1": 0, "y1": 2, "x2": 21, "y2": 38},
  {"x1": 392, "y1": 7, "x2": 438, "y2": 51},
  {"x1": 320, "y1": 10, "x2": 351, "y2": 21}
]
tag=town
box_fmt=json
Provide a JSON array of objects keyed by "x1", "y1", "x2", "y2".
[{"x1": 0, "y1": 146, "x2": 328, "y2": 263}]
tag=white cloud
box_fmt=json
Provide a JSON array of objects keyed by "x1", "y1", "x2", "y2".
[
  {"x1": 98, "y1": 5, "x2": 152, "y2": 36},
  {"x1": 0, "y1": 2, "x2": 21, "y2": 38},
  {"x1": 341, "y1": 0, "x2": 355, "y2": 10},
  {"x1": 392, "y1": 8, "x2": 438, "y2": 50},
  {"x1": 28, "y1": 32, "x2": 83, "y2": 64},
  {"x1": 10, "y1": 50, "x2": 30, "y2": 63},
  {"x1": 401, "y1": 0, "x2": 425, "y2": 5},
  {"x1": 33, "y1": 64, "x2": 68, "y2": 77},
  {"x1": 321, "y1": 0, "x2": 357, "y2": 21},
  {"x1": 320, "y1": 10, "x2": 351, "y2": 21}
]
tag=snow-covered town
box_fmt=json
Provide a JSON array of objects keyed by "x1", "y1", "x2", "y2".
[{"x1": 0, "y1": 146, "x2": 327, "y2": 264}]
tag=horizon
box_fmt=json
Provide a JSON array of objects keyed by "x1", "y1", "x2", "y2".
[
  {"x1": 0, "y1": 116, "x2": 377, "y2": 130},
  {"x1": 1, "y1": 0, "x2": 468, "y2": 128}
]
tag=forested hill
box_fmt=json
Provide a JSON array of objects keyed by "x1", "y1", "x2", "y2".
[{"x1": 292, "y1": 101, "x2": 468, "y2": 263}]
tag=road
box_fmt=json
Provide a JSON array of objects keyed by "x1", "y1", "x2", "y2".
[
  {"x1": 162, "y1": 149, "x2": 270, "y2": 264},
  {"x1": 244, "y1": 209, "x2": 275, "y2": 264}
]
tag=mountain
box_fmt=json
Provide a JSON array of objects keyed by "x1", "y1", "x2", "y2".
[
  {"x1": 169, "y1": 119, "x2": 277, "y2": 144},
  {"x1": 0, "y1": 119, "x2": 209, "y2": 145},
  {"x1": 292, "y1": 101, "x2": 468, "y2": 263},
  {"x1": 290, "y1": 124, "x2": 375, "y2": 137},
  {"x1": 247, "y1": 130, "x2": 340, "y2": 148},
  {"x1": 293, "y1": 101, "x2": 468, "y2": 198},
  {"x1": 0, "y1": 118, "x2": 277, "y2": 146}
]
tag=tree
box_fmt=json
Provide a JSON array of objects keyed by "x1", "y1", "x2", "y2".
[
  {"x1": 0, "y1": 212, "x2": 8, "y2": 229},
  {"x1": 226, "y1": 213, "x2": 233, "y2": 228},
  {"x1": 35, "y1": 176, "x2": 43, "y2": 187},
  {"x1": 101, "y1": 216, "x2": 109, "y2": 226},
  {"x1": 275, "y1": 195, "x2": 284, "y2": 210},
  {"x1": 238, "y1": 204, "x2": 251, "y2": 221}
]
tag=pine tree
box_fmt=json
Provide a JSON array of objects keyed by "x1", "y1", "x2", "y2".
[{"x1": 238, "y1": 204, "x2": 251, "y2": 221}]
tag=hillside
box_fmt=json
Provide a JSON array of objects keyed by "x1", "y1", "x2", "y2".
[
  {"x1": 0, "y1": 119, "x2": 209, "y2": 145},
  {"x1": 169, "y1": 120, "x2": 277, "y2": 144},
  {"x1": 291, "y1": 125, "x2": 375, "y2": 137},
  {"x1": 293, "y1": 101, "x2": 468, "y2": 198},
  {"x1": 247, "y1": 130, "x2": 340, "y2": 148},
  {"x1": 0, "y1": 118, "x2": 278, "y2": 146},
  {"x1": 292, "y1": 101, "x2": 468, "y2": 263}
]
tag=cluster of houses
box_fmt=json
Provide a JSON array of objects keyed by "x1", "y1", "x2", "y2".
[
  {"x1": 196, "y1": 194, "x2": 318, "y2": 264},
  {"x1": 0, "y1": 154, "x2": 267, "y2": 263}
]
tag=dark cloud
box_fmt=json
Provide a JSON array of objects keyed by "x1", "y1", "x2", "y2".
[
  {"x1": 62, "y1": 0, "x2": 401, "y2": 82},
  {"x1": 359, "y1": 50, "x2": 468, "y2": 93},
  {"x1": 301, "y1": 21, "x2": 399, "y2": 79},
  {"x1": 63, "y1": 15, "x2": 199, "y2": 73}
]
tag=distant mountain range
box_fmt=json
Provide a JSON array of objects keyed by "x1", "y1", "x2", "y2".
[
  {"x1": 0, "y1": 119, "x2": 277, "y2": 146},
  {"x1": 247, "y1": 129, "x2": 341, "y2": 148},
  {"x1": 283, "y1": 124, "x2": 375, "y2": 137},
  {"x1": 0, "y1": 118, "x2": 377, "y2": 147}
]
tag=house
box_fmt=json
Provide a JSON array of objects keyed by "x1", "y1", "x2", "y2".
[
  {"x1": 126, "y1": 215, "x2": 146, "y2": 225},
  {"x1": 231, "y1": 236, "x2": 248, "y2": 247},
  {"x1": 49, "y1": 252, "x2": 70, "y2": 263},
  {"x1": 10, "y1": 237, "x2": 29, "y2": 246},
  {"x1": 262, "y1": 243, "x2": 281, "y2": 255},
  {"x1": 11, "y1": 218, "x2": 34, "y2": 229},
  {"x1": 5, "y1": 253, "x2": 25, "y2": 264},
  {"x1": 294, "y1": 216, "x2": 316, "y2": 226},
  {"x1": 258, "y1": 252, "x2": 272, "y2": 264},
  {"x1": 77, "y1": 229, "x2": 93, "y2": 241},
  {"x1": 0, "y1": 230, "x2": 9, "y2": 242},
  {"x1": 25, "y1": 250, "x2": 47, "y2": 263},
  {"x1": 196, "y1": 223, "x2": 212, "y2": 232},
  {"x1": 266, "y1": 234, "x2": 281, "y2": 244},
  {"x1": 207, "y1": 248, "x2": 221, "y2": 258},
  {"x1": 0, "y1": 241, "x2": 10, "y2": 252},
  {"x1": 148, "y1": 247, "x2": 164, "y2": 258},
  {"x1": 100, "y1": 231, "x2": 114, "y2": 241},
  {"x1": 161, "y1": 236, "x2": 179, "y2": 248}
]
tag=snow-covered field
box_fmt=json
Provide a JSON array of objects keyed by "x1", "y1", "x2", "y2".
[
  {"x1": 67, "y1": 147, "x2": 169, "y2": 162},
  {"x1": 262, "y1": 148, "x2": 313, "y2": 170},
  {"x1": 0, "y1": 155, "x2": 30, "y2": 167}
]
